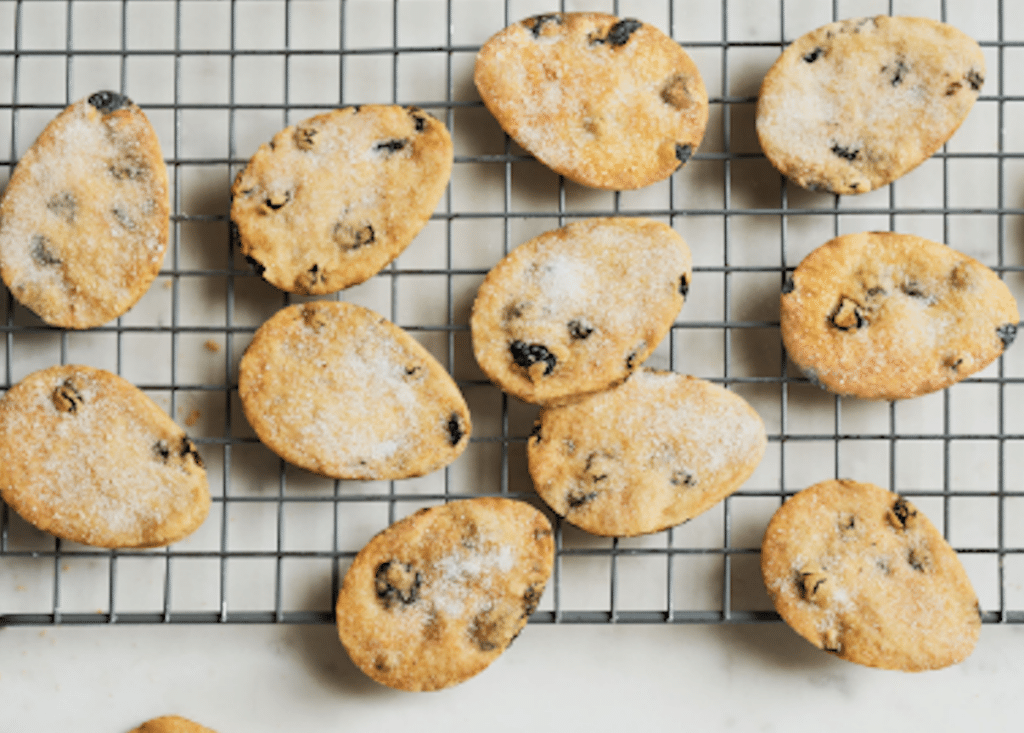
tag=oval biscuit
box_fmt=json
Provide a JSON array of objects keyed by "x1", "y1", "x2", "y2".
[
  {"x1": 237, "y1": 301, "x2": 471, "y2": 480},
  {"x1": 470, "y1": 217, "x2": 692, "y2": 405},
  {"x1": 335, "y1": 497, "x2": 554, "y2": 691},
  {"x1": 781, "y1": 231, "x2": 1019, "y2": 400},
  {"x1": 527, "y1": 369, "x2": 766, "y2": 537},
  {"x1": 129, "y1": 717, "x2": 218, "y2": 733},
  {"x1": 230, "y1": 105, "x2": 452, "y2": 295},
  {"x1": 761, "y1": 479, "x2": 981, "y2": 671},
  {"x1": 475, "y1": 12, "x2": 709, "y2": 190},
  {"x1": 0, "y1": 365, "x2": 209, "y2": 548},
  {"x1": 756, "y1": 16, "x2": 984, "y2": 194},
  {"x1": 0, "y1": 92, "x2": 169, "y2": 328}
]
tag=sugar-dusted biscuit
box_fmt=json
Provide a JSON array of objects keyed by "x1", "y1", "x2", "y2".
[
  {"x1": 756, "y1": 16, "x2": 984, "y2": 194},
  {"x1": 336, "y1": 497, "x2": 554, "y2": 691},
  {"x1": 527, "y1": 368, "x2": 766, "y2": 536},
  {"x1": 0, "y1": 365, "x2": 209, "y2": 548},
  {"x1": 238, "y1": 301, "x2": 470, "y2": 481},
  {"x1": 470, "y1": 217, "x2": 691, "y2": 405},
  {"x1": 128, "y1": 716, "x2": 217, "y2": 733},
  {"x1": 761, "y1": 479, "x2": 981, "y2": 671},
  {"x1": 230, "y1": 105, "x2": 452, "y2": 295},
  {"x1": 474, "y1": 12, "x2": 708, "y2": 190},
  {"x1": 781, "y1": 231, "x2": 1018, "y2": 400},
  {"x1": 0, "y1": 91, "x2": 169, "y2": 328}
]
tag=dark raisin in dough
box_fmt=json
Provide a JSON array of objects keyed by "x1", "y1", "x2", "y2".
[
  {"x1": 509, "y1": 340, "x2": 557, "y2": 375},
  {"x1": 528, "y1": 13, "x2": 562, "y2": 37},
  {"x1": 375, "y1": 139, "x2": 408, "y2": 154},
  {"x1": 374, "y1": 560, "x2": 421, "y2": 609},
  {"x1": 998, "y1": 323, "x2": 1018, "y2": 348},
  {"x1": 87, "y1": 90, "x2": 131, "y2": 114},
  {"x1": 599, "y1": 18, "x2": 642, "y2": 47}
]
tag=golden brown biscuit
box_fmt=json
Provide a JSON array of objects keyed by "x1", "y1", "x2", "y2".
[
  {"x1": 475, "y1": 12, "x2": 708, "y2": 190},
  {"x1": 336, "y1": 497, "x2": 554, "y2": 691},
  {"x1": 756, "y1": 16, "x2": 984, "y2": 194},
  {"x1": 230, "y1": 105, "x2": 452, "y2": 295},
  {"x1": 0, "y1": 365, "x2": 209, "y2": 548},
  {"x1": 470, "y1": 217, "x2": 692, "y2": 405},
  {"x1": 781, "y1": 231, "x2": 1018, "y2": 400},
  {"x1": 527, "y1": 369, "x2": 766, "y2": 537},
  {"x1": 238, "y1": 301, "x2": 470, "y2": 481},
  {"x1": 761, "y1": 479, "x2": 981, "y2": 671},
  {"x1": 0, "y1": 91, "x2": 169, "y2": 328},
  {"x1": 128, "y1": 716, "x2": 217, "y2": 733}
]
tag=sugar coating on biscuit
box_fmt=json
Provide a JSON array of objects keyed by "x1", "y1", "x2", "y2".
[
  {"x1": 129, "y1": 716, "x2": 218, "y2": 733},
  {"x1": 0, "y1": 93, "x2": 169, "y2": 328},
  {"x1": 230, "y1": 105, "x2": 452, "y2": 295},
  {"x1": 761, "y1": 479, "x2": 981, "y2": 671},
  {"x1": 0, "y1": 365, "x2": 209, "y2": 548},
  {"x1": 756, "y1": 16, "x2": 984, "y2": 194},
  {"x1": 471, "y1": 217, "x2": 692, "y2": 404},
  {"x1": 475, "y1": 12, "x2": 709, "y2": 190},
  {"x1": 238, "y1": 301, "x2": 471, "y2": 480},
  {"x1": 781, "y1": 231, "x2": 1019, "y2": 400},
  {"x1": 528, "y1": 369, "x2": 766, "y2": 536},
  {"x1": 336, "y1": 498, "x2": 554, "y2": 691}
]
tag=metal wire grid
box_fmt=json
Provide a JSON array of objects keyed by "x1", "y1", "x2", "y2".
[{"x1": 0, "y1": 0, "x2": 1022, "y2": 627}]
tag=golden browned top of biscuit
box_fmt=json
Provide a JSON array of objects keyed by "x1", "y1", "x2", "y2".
[
  {"x1": 761, "y1": 479, "x2": 981, "y2": 671},
  {"x1": 756, "y1": 16, "x2": 984, "y2": 194},
  {"x1": 0, "y1": 364, "x2": 209, "y2": 548},
  {"x1": 230, "y1": 105, "x2": 452, "y2": 295},
  {"x1": 129, "y1": 716, "x2": 217, "y2": 733},
  {"x1": 470, "y1": 217, "x2": 691, "y2": 404},
  {"x1": 0, "y1": 92, "x2": 169, "y2": 328},
  {"x1": 336, "y1": 497, "x2": 554, "y2": 691},
  {"x1": 238, "y1": 301, "x2": 470, "y2": 481},
  {"x1": 475, "y1": 12, "x2": 708, "y2": 190},
  {"x1": 781, "y1": 231, "x2": 1018, "y2": 400},
  {"x1": 528, "y1": 369, "x2": 766, "y2": 536}
]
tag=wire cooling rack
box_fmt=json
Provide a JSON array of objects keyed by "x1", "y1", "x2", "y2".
[{"x1": 2, "y1": 0, "x2": 1024, "y2": 627}]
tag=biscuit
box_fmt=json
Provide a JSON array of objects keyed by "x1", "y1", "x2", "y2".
[
  {"x1": 335, "y1": 497, "x2": 554, "y2": 691},
  {"x1": 761, "y1": 479, "x2": 981, "y2": 671},
  {"x1": 470, "y1": 217, "x2": 691, "y2": 405},
  {"x1": 0, "y1": 365, "x2": 209, "y2": 549},
  {"x1": 0, "y1": 91, "x2": 169, "y2": 328},
  {"x1": 474, "y1": 12, "x2": 708, "y2": 190},
  {"x1": 230, "y1": 105, "x2": 452, "y2": 295},
  {"x1": 780, "y1": 231, "x2": 1019, "y2": 400},
  {"x1": 128, "y1": 716, "x2": 217, "y2": 733},
  {"x1": 756, "y1": 16, "x2": 984, "y2": 194},
  {"x1": 238, "y1": 301, "x2": 470, "y2": 481},
  {"x1": 528, "y1": 368, "x2": 766, "y2": 537}
]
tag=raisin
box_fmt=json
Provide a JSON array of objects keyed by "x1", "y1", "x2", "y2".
[
  {"x1": 111, "y1": 205, "x2": 136, "y2": 230},
  {"x1": 301, "y1": 304, "x2": 327, "y2": 331},
  {"x1": 154, "y1": 440, "x2": 171, "y2": 460},
  {"x1": 374, "y1": 560, "x2": 421, "y2": 609},
  {"x1": 298, "y1": 263, "x2": 324, "y2": 291},
  {"x1": 829, "y1": 297, "x2": 865, "y2": 331},
  {"x1": 966, "y1": 69, "x2": 984, "y2": 91},
  {"x1": 584, "y1": 452, "x2": 610, "y2": 482},
  {"x1": 88, "y1": 90, "x2": 131, "y2": 114},
  {"x1": 567, "y1": 490, "x2": 597, "y2": 509},
  {"x1": 946, "y1": 81, "x2": 963, "y2": 96},
  {"x1": 998, "y1": 323, "x2": 1018, "y2": 349},
  {"x1": 468, "y1": 611, "x2": 501, "y2": 652},
  {"x1": 625, "y1": 345, "x2": 645, "y2": 370},
  {"x1": 52, "y1": 380, "x2": 83, "y2": 413},
  {"x1": 803, "y1": 47, "x2": 823, "y2": 63},
  {"x1": 521, "y1": 584, "x2": 541, "y2": 617},
  {"x1": 30, "y1": 235, "x2": 61, "y2": 266},
  {"x1": 179, "y1": 437, "x2": 204, "y2": 468},
  {"x1": 46, "y1": 192, "x2": 76, "y2": 223},
  {"x1": 407, "y1": 107, "x2": 428, "y2": 132},
  {"x1": 945, "y1": 355, "x2": 964, "y2": 371},
  {"x1": 567, "y1": 319, "x2": 593, "y2": 340},
  {"x1": 839, "y1": 514, "x2": 857, "y2": 532},
  {"x1": 908, "y1": 547, "x2": 931, "y2": 572},
  {"x1": 865, "y1": 286, "x2": 886, "y2": 297},
  {"x1": 526, "y1": 13, "x2": 562, "y2": 38},
  {"x1": 781, "y1": 278, "x2": 795, "y2": 295},
  {"x1": 900, "y1": 281, "x2": 928, "y2": 299},
  {"x1": 884, "y1": 56, "x2": 909, "y2": 86},
  {"x1": 509, "y1": 340, "x2": 556, "y2": 375},
  {"x1": 889, "y1": 497, "x2": 916, "y2": 530},
  {"x1": 109, "y1": 155, "x2": 148, "y2": 180},
  {"x1": 679, "y1": 273, "x2": 690, "y2": 297},
  {"x1": 796, "y1": 571, "x2": 827, "y2": 601},
  {"x1": 875, "y1": 557, "x2": 892, "y2": 575},
  {"x1": 597, "y1": 18, "x2": 642, "y2": 47},
  {"x1": 264, "y1": 190, "x2": 291, "y2": 210},
  {"x1": 528, "y1": 421, "x2": 543, "y2": 444},
  {"x1": 405, "y1": 365, "x2": 422, "y2": 378},
  {"x1": 675, "y1": 143, "x2": 693, "y2": 164},
  {"x1": 661, "y1": 75, "x2": 696, "y2": 111},
  {"x1": 333, "y1": 222, "x2": 375, "y2": 252},
  {"x1": 294, "y1": 126, "x2": 317, "y2": 150},
  {"x1": 244, "y1": 254, "x2": 266, "y2": 276},
  {"x1": 374, "y1": 138, "x2": 408, "y2": 154},
  {"x1": 670, "y1": 469, "x2": 696, "y2": 487},
  {"x1": 446, "y1": 412, "x2": 465, "y2": 446},
  {"x1": 830, "y1": 143, "x2": 860, "y2": 162}
]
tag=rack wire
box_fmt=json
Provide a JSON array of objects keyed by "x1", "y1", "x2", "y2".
[{"x1": 2, "y1": 0, "x2": 1023, "y2": 627}]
